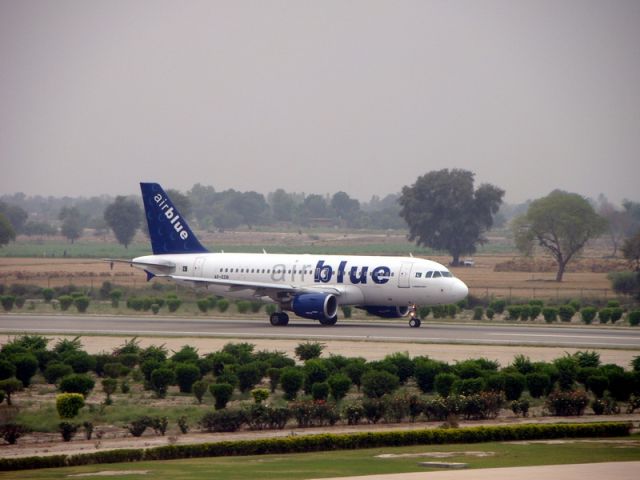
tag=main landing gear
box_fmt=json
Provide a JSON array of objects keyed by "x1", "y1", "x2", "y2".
[
  {"x1": 318, "y1": 316, "x2": 338, "y2": 326},
  {"x1": 408, "y1": 304, "x2": 421, "y2": 328},
  {"x1": 269, "y1": 311, "x2": 289, "y2": 326}
]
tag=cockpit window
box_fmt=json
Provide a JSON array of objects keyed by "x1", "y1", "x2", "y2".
[
  {"x1": 441, "y1": 271, "x2": 452, "y2": 278},
  {"x1": 432, "y1": 271, "x2": 441, "y2": 278},
  {"x1": 415, "y1": 272, "x2": 422, "y2": 278},
  {"x1": 425, "y1": 271, "x2": 433, "y2": 278}
]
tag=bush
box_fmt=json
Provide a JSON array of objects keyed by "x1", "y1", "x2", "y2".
[
  {"x1": 503, "y1": 372, "x2": 526, "y2": 401},
  {"x1": 489, "y1": 299, "x2": 506, "y2": 314},
  {"x1": 166, "y1": 297, "x2": 182, "y2": 312},
  {"x1": 42, "y1": 288, "x2": 54, "y2": 302},
  {"x1": 630, "y1": 310, "x2": 640, "y2": 326},
  {"x1": 59, "y1": 374, "x2": 95, "y2": 398},
  {"x1": 149, "y1": 416, "x2": 169, "y2": 436},
  {"x1": 454, "y1": 378, "x2": 484, "y2": 396},
  {"x1": 506, "y1": 305, "x2": 522, "y2": 321},
  {"x1": 58, "y1": 295, "x2": 74, "y2": 311},
  {"x1": 328, "y1": 373, "x2": 352, "y2": 401},
  {"x1": 460, "y1": 392, "x2": 504, "y2": 420},
  {"x1": 0, "y1": 359, "x2": 16, "y2": 381},
  {"x1": 311, "y1": 382, "x2": 329, "y2": 401},
  {"x1": 362, "y1": 370, "x2": 400, "y2": 398},
  {"x1": 558, "y1": 305, "x2": 575, "y2": 322},
  {"x1": 102, "y1": 378, "x2": 118, "y2": 404},
  {"x1": 11, "y1": 353, "x2": 39, "y2": 387},
  {"x1": 580, "y1": 307, "x2": 597, "y2": 325},
  {"x1": 150, "y1": 368, "x2": 176, "y2": 398},
  {"x1": 473, "y1": 307, "x2": 483, "y2": 320},
  {"x1": 511, "y1": 399, "x2": 530, "y2": 417},
  {"x1": 0, "y1": 423, "x2": 28, "y2": 445},
  {"x1": 519, "y1": 305, "x2": 532, "y2": 321},
  {"x1": 217, "y1": 299, "x2": 230, "y2": 313},
  {"x1": 209, "y1": 383, "x2": 234, "y2": 410},
  {"x1": 199, "y1": 409, "x2": 245, "y2": 432},
  {"x1": 126, "y1": 417, "x2": 150, "y2": 437},
  {"x1": 295, "y1": 342, "x2": 325, "y2": 361},
  {"x1": 236, "y1": 363, "x2": 263, "y2": 393},
  {"x1": 110, "y1": 290, "x2": 123, "y2": 308},
  {"x1": 417, "y1": 306, "x2": 431, "y2": 319},
  {"x1": 485, "y1": 307, "x2": 495, "y2": 320},
  {"x1": 196, "y1": 299, "x2": 209, "y2": 313},
  {"x1": 598, "y1": 308, "x2": 612, "y2": 324},
  {"x1": 0, "y1": 295, "x2": 15, "y2": 311},
  {"x1": 74, "y1": 296, "x2": 90, "y2": 313},
  {"x1": 0, "y1": 378, "x2": 23, "y2": 405},
  {"x1": 434, "y1": 372, "x2": 458, "y2": 397},
  {"x1": 542, "y1": 307, "x2": 558, "y2": 323},
  {"x1": 175, "y1": 363, "x2": 201, "y2": 393},
  {"x1": 343, "y1": 401, "x2": 365, "y2": 425},
  {"x1": 56, "y1": 393, "x2": 85, "y2": 418},
  {"x1": 251, "y1": 388, "x2": 270, "y2": 404},
  {"x1": 236, "y1": 301, "x2": 251, "y2": 313},
  {"x1": 59, "y1": 422, "x2": 79, "y2": 442},
  {"x1": 529, "y1": 305, "x2": 542, "y2": 320},
  {"x1": 526, "y1": 372, "x2": 551, "y2": 398},
  {"x1": 546, "y1": 389, "x2": 589, "y2": 416},
  {"x1": 280, "y1": 367, "x2": 304, "y2": 400},
  {"x1": 63, "y1": 351, "x2": 97, "y2": 374},
  {"x1": 192, "y1": 380, "x2": 208, "y2": 404},
  {"x1": 610, "y1": 307, "x2": 623, "y2": 324},
  {"x1": 592, "y1": 396, "x2": 619, "y2": 415},
  {"x1": 414, "y1": 359, "x2": 447, "y2": 393}
]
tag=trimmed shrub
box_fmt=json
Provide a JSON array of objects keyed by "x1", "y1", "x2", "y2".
[
  {"x1": 473, "y1": 306, "x2": 483, "y2": 320},
  {"x1": 199, "y1": 409, "x2": 245, "y2": 432},
  {"x1": 150, "y1": 368, "x2": 176, "y2": 398},
  {"x1": 580, "y1": 307, "x2": 597, "y2": 325},
  {"x1": 546, "y1": 389, "x2": 589, "y2": 416},
  {"x1": 629, "y1": 310, "x2": 640, "y2": 326},
  {"x1": 526, "y1": 372, "x2": 551, "y2": 398},
  {"x1": 598, "y1": 308, "x2": 612, "y2": 324},
  {"x1": 0, "y1": 423, "x2": 28, "y2": 445},
  {"x1": 101, "y1": 378, "x2": 118, "y2": 404},
  {"x1": 0, "y1": 378, "x2": 23, "y2": 405},
  {"x1": 192, "y1": 380, "x2": 208, "y2": 404},
  {"x1": 196, "y1": 299, "x2": 209, "y2": 313},
  {"x1": 236, "y1": 362, "x2": 263, "y2": 393},
  {"x1": 11, "y1": 353, "x2": 38, "y2": 387},
  {"x1": 454, "y1": 377, "x2": 485, "y2": 396},
  {"x1": 166, "y1": 297, "x2": 182, "y2": 312},
  {"x1": 175, "y1": 363, "x2": 201, "y2": 393},
  {"x1": 63, "y1": 351, "x2": 97, "y2": 374},
  {"x1": 236, "y1": 301, "x2": 251, "y2": 314},
  {"x1": 506, "y1": 305, "x2": 522, "y2": 321},
  {"x1": 434, "y1": 372, "x2": 458, "y2": 397},
  {"x1": 610, "y1": 307, "x2": 623, "y2": 324},
  {"x1": 328, "y1": 373, "x2": 352, "y2": 401},
  {"x1": 295, "y1": 342, "x2": 325, "y2": 361},
  {"x1": 1, "y1": 295, "x2": 15, "y2": 311},
  {"x1": 59, "y1": 374, "x2": 95, "y2": 398},
  {"x1": 414, "y1": 358, "x2": 447, "y2": 393},
  {"x1": 126, "y1": 417, "x2": 150, "y2": 437},
  {"x1": 311, "y1": 382, "x2": 329, "y2": 401},
  {"x1": 542, "y1": 307, "x2": 558, "y2": 323},
  {"x1": 59, "y1": 422, "x2": 79, "y2": 442},
  {"x1": 485, "y1": 307, "x2": 495, "y2": 320},
  {"x1": 280, "y1": 367, "x2": 304, "y2": 401},
  {"x1": 489, "y1": 299, "x2": 506, "y2": 314},
  {"x1": 529, "y1": 305, "x2": 541, "y2": 320},
  {"x1": 42, "y1": 288, "x2": 54, "y2": 302},
  {"x1": 74, "y1": 296, "x2": 90, "y2": 313},
  {"x1": 251, "y1": 388, "x2": 270, "y2": 404},
  {"x1": 0, "y1": 359, "x2": 16, "y2": 381},
  {"x1": 362, "y1": 370, "x2": 400, "y2": 398},
  {"x1": 56, "y1": 393, "x2": 85, "y2": 418},
  {"x1": 58, "y1": 295, "x2": 73, "y2": 311},
  {"x1": 558, "y1": 305, "x2": 575, "y2": 322},
  {"x1": 417, "y1": 306, "x2": 431, "y2": 319},
  {"x1": 217, "y1": 299, "x2": 230, "y2": 313},
  {"x1": 511, "y1": 398, "x2": 530, "y2": 417},
  {"x1": 503, "y1": 372, "x2": 526, "y2": 401},
  {"x1": 209, "y1": 383, "x2": 234, "y2": 410},
  {"x1": 343, "y1": 401, "x2": 365, "y2": 425}
]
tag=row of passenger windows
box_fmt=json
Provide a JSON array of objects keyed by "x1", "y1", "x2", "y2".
[
  {"x1": 220, "y1": 267, "x2": 314, "y2": 275},
  {"x1": 415, "y1": 271, "x2": 453, "y2": 279}
]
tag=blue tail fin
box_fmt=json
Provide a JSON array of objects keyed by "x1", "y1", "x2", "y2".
[{"x1": 140, "y1": 182, "x2": 208, "y2": 255}]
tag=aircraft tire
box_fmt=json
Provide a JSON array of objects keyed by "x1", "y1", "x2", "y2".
[
  {"x1": 279, "y1": 312, "x2": 290, "y2": 326},
  {"x1": 270, "y1": 312, "x2": 289, "y2": 326},
  {"x1": 409, "y1": 317, "x2": 421, "y2": 328},
  {"x1": 319, "y1": 316, "x2": 338, "y2": 326}
]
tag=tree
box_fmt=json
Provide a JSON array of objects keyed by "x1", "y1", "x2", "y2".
[
  {"x1": 0, "y1": 201, "x2": 27, "y2": 234},
  {"x1": 622, "y1": 232, "x2": 640, "y2": 271},
  {"x1": 103, "y1": 197, "x2": 142, "y2": 248},
  {"x1": 331, "y1": 192, "x2": 361, "y2": 227},
  {"x1": 59, "y1": 206, "x2": 84, "y2": 244},
  {"x1": 165, "y1": 189, "x2": 192, "y2": 219},
  {"x1": 0, "y1": 213, "x2": 16, "y2": 247},
  {"x1": 399, "y1": 169, "x2": 504, "y2": 265},
  {"x1": 269, "y1": 189, "x2": 296, "y2": 222},
  {"x1": 514, "y1": 191, "x2": 607, "y2": 281}
]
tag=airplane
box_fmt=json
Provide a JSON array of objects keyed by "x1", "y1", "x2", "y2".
[{"x1": 117, "y1": 182, "x2": 469, "y2": 328}]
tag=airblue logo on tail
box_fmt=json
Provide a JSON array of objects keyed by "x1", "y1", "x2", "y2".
[{"x1": 140, "y1": 182, "x2": 208, "y2": 255}]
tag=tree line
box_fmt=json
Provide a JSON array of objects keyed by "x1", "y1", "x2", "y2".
[{"x1": 1, "y1": 170, "x2": 639, "y2": 282}]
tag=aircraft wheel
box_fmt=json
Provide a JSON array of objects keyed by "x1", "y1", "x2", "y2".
[
  {"x1": 409, "y1": 317, "x2": 421, "y2": 328},
  {"x1": 270, "y1": 313, "x2": 281, "y2": 326},
  {"x1": 319, "y1": 316, "x2": 338, "y2": 326},
  {"x1": 279, "y1": 312, "x2": 289, "y2": 326}
]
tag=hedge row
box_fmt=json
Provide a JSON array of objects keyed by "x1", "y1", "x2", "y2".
[{"x1": 0, "y1": 422, "x2": 631, "y2": 471}]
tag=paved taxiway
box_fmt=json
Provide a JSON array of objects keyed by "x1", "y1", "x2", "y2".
[{"x1": 1, "y1": 314, "x2": 640, "y2": 349}]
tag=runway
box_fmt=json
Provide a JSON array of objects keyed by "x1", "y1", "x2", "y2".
[{"x1": 1, "y1": 314, "x2": 640, "y2": 349}]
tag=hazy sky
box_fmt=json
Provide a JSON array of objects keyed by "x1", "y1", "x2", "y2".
[{"x1": 1, "y1": 0, "x2": 639, "y2": 204}]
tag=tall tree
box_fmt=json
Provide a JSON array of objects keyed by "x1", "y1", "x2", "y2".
[
  {"x1": 269, "y1": 189, "x2": 296, "y2": 222},
  {"x1": 331, "y1": 191, "x2": 361, "y2": 227},
  {"x1": 513, "y1": 190, "x2": 607, "y2": 281},
  {"x1": 0, "y1": 213, "x2": 16, "y2": 247},
  {"x1": 0, "y1": 201, "x2": 28, "y2": 234},
  {"x1": 103, "y1": 197, "x2": 142, "y2": 248},
  {"x1": 59, "y1": 206, "x2": 84, "y2": 244},
  {"x1": 622, "y1": 232, "x2": 640, "y2": 271},
  {"x1": 399, "y1": 169, "x2": 504, "y2": 265}
]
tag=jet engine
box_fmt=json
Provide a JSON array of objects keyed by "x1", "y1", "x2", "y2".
[{"x1": 291, "y1": 292, "x2": 338, "y2": 321}]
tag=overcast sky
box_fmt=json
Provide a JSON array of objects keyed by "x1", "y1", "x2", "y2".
[{"x1": 1, "y1": 0, "x2": 639, "y2": 204}]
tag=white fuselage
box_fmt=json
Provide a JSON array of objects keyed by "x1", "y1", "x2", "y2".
[{"x1": 132, "y1": 252, "x2": 469, "y2": 307}]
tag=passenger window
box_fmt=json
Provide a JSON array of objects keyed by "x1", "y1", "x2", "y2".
[
  {"x1": 182, "y1": 266, "x2": 188, "y2": 272},
  {"x1": 432, "y1": 271, "x2": 441, "y2": 278}
]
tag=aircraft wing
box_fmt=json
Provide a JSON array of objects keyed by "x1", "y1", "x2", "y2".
[{"x1": 155, "y1": 274, "x2": 343, "y2": 299}]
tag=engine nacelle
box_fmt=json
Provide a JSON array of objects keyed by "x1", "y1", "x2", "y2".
[
  {"x1": 292, "y1": 293, "x2": 338, "y2": 321},
  {"x1": 362, "y1": 305, "x2": 410, "y2": 318}
]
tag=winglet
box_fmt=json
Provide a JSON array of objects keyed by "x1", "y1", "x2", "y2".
[{"x1": 140, "y1": 183, "x2": 208, "y2": 255}]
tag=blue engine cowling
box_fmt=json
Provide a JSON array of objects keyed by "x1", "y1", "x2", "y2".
[
  {"x1": 362, "y1": 305, "x2": 410, "y2": 318},
  {"x1": 292, "y1": 293, "x2": 338, "y2": 321}
]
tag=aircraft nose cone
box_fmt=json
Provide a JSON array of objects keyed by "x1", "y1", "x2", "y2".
[{"x1": 452, "y1": 278, "x2": 469, "y2": 301}]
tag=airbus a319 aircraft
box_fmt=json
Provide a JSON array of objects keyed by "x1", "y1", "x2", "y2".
[{"x1": 120, "y1": 183, "x2": 468, "y2": 328}]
